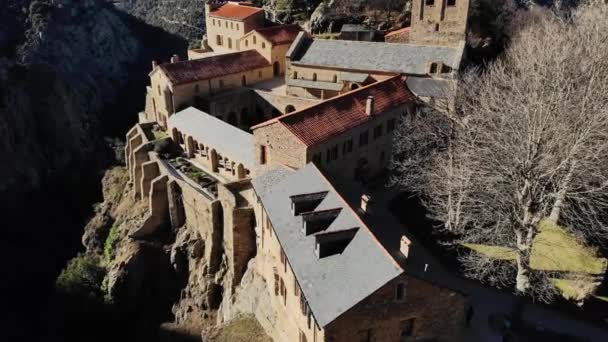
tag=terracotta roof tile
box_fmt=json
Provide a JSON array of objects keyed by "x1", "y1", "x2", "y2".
[
  {"x1": 272, "y1": 76, "x2": 414, "y2": 147},
  {"x1": 256, "y1": 24, "x2": 303, "y2": 45},
  {"x1": 385, "y1": 27, "x2": 410, "y2": 38},
  {"x1": 159, "y1": 50, "x2": 270, "y2": 85},
  {"x1": 209, "y1": 2, "x2": 264, "y2": 20}
]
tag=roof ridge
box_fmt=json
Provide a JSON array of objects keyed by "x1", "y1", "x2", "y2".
[
  {"x1": 251, "y1": 75, "x2": 404, "y2": 130},
  {"x1": 311, "y1": 164, "x2": 404, "y2": 272}
]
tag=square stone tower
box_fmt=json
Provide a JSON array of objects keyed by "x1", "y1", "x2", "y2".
[{"x1": 409, "y1": 0, "x2": 470, "y2": 47}]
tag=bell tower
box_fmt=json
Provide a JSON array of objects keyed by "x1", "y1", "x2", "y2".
[{"x1": 409, "y1": 0, "x2": 470, "y2": 47}]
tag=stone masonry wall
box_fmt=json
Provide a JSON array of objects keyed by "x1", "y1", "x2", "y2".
[{"x1": 325, "y1": 274, "x2": 466, "y2": 342}]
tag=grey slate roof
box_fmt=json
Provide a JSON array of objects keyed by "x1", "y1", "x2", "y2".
[
  {"x1": 252, "y1": 163, "x2": 403, "y2": 327},
  {"x1": 169, "y1": 107, "x2": 255, "y2": 167},
  {"x1": 287, "y1": 78, "x2": 344, "y2": 91},
  {"x1": 291, "y1": 39, "x2": 464, "y2": 75},
  {"x1": 338, "y1": 71, "x2": 370, "y2": 83},
  {"x1": 406, "y1": 76, "x2": 453, "y2": 98},
  {"x1": 340, "y1": 24, "x2": 375, "y2": 32}
]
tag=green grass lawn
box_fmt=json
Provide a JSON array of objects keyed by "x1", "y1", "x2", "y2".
[{"x1": 464, "y1": 220, "x2": 607, "y2": 299}]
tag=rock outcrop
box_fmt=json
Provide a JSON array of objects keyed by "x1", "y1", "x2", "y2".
[{"x1": 110, "y1": 0, "x2": 206, "y2": 45}]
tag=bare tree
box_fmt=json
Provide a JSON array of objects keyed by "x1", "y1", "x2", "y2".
[{"x1": 391, "y1": 1, "x2": 608, "y2": 301}]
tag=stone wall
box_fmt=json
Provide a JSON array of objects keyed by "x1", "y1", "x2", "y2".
[
  {"x1": 309, "y1": 104, "x2": 412, "y2": 182},
  {"x1": 205, "y1": 4, "x2": 264, "y2": 53},
  {"x1": 253, "y1": 122, "x2": 308, "y2": 173},
  {"x1": 409, "y1": 0, "x2": 470, "y2": 47},
  {"x1": 325, "y1": 274, "x2": 466, "y2": 342}
]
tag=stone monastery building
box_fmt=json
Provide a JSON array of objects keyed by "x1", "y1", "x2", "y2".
[{"x1": 128, "y1": 1, "x2": 470, "y2": 341}]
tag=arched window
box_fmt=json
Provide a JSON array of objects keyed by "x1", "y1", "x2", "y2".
[
  {"x1": 253, "y1": 36, "x2": 257, "y2": 44},
  {"x1": 285, "y1": 105, "x2": 296, "y2": 114},
  {"x1": 212, "y1": 19, "x2": 216, "y2": 26},
  {"x1": 230, "y1": 22, "x2": 233, "y2": 29},
  {"x1": 312, "y1": 73, "x2": 317, "y2": 81},
  {"x1": 245, "y1": 40, "x2": 249, "y2": 47},
  {"x1": 429, "y1": 62, "x2": 438, "y2": 74}
]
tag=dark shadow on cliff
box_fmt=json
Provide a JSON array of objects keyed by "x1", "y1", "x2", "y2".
[{"x1": 1, "y1": 3, "x2": 190, "y2": 341}]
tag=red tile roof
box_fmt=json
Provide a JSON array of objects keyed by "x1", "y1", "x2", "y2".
[
  {"x1": 209, "y1": 2, "x2": 264, "y2": 20},
  {"x1": 385, "y1": 27, "x2": 410, "y2": 38},
  {"x1": 254, "y1": 76, "x2": 415, "y2": 147},
  {"x1": 256, "y1": 24, "x2": 303, "y2": 46},
  {"x1": 158, "y1": 50, "x2": 270, "y2": 85}
]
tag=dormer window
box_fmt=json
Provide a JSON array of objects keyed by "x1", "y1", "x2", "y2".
[
  {"x1": 301, "y1": 208, "x2": 341, "y2": 235},
  {"x1": 315, "y1": 228, "x2": 358, "y2": 258},
  {"x1": 290, "y1": 192, "x2": 328, "y2": 215}
]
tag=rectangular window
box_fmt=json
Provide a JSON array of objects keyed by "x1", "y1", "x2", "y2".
[
  {"x1": 307, "y1": 311, "x2": 311, "y2": 329},
  {"x1": 359, "y1": 131, "x2": 369, "y2": 147},
  {"x1": 357, "y1": 329, "x2": 371, "y2": 342},
  {"x1": 330, "y1": 145, "x2": 338, "y2": 161},
  {"x1": 266, "y1": 215, "x2": 272, "y2": 237},
  {"x1": 274, "y1": 272, "x2": 279, "y2": 296},
  {"x1": 400, "y1": 318, "x2": 415, "y2": 337},
  {"x1": 260, "y1": 145, "x2": 267, "y2": 164},
  {"x1": 425, "y1": 0, "x2": 435, "y2": 5},
  {"x1": 294, "y1": 280, "x2": 300, "y2": 297},
  {"x1": 373, "y1": 124, "x2": 383, "y2": 139},
  {"x1": 300, "y1": 295, "x2": 307, "y2": 315},
  {"x1": 387, "y1": 118, "x2": 397, "y2": 132},
  {"x1": 395, "y1": 282, "x2": 406, "y2": 302},
  {"x1": 219, "y1": 79, "x2": 224, "y2": 89},
  {"x1": 326, "y1": 149, "x2": 331, "y2": 163},
  {"x1": 280, "y1": 249, "x2": 287, "y2": 272},
  {"x1": 312, "y1": 153, "x2": 322, "y2": 165},
  {"x1": 447, "y1": 0, "x2": 456, "y2": 6}
]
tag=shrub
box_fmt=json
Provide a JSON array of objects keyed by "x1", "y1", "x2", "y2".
[
  {"x1": 56, "y1": 253, "x2": 105, "y2": 299},
  {"x1": 104, "y1": 225, "x2": 121, "y2": 265},
  {"x1": 29, "y1": 0, "x2": 52, "y2": 29}
]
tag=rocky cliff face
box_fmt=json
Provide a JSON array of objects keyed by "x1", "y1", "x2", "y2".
[
  {"x1": 110, "y1": 0, "x2": 206, "y2": 45},
  {"x1": 1, "y1": 1, "x2": 189, "y2": 340},
  {"x1": 0, "y1": 0, "x2": 141, "y2": 200}
]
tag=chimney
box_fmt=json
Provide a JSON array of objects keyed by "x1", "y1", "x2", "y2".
[
  {"x1": 170, "y1": 54, "x2": 180, "y2": 63},
  {"x1": 365, "y1": 96, "x2": 374, "y2": 116},
  {"x1": 360, "y1": 194, "x2": 373, "y2": 215},
  {"x1": 152, "y1": 60, "x2": 157, "y2": 71},
  {"x1": 400, "y1": 236, "x2": 411, "y2": 258}
]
